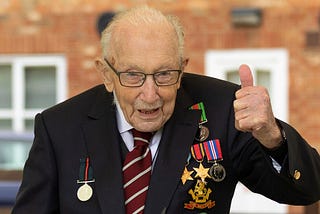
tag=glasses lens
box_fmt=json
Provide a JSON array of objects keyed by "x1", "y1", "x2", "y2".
[
  {"x1": 154, "y1": 70, "x2": 180, "y2": 85},
  {"x1": 119, "y1": 72, "x2": 145, "y2": 86}
]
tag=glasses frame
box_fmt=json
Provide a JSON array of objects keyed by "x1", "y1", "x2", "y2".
[{"x1": 104, "y1": 58, "x2": 182, "y2": 87}]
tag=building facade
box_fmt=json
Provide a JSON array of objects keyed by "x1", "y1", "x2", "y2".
[{"x1": 0, "y1": 0, "x2": 319, "y2": 213}]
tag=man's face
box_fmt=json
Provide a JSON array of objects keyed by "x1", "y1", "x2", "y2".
[{"x1": 103, "y1": 24, "x2": 183, "y2": 132}]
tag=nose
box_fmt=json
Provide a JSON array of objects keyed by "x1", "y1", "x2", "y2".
[{"x1": 140, "y1": 75, "x2": 159, "y2": 103}]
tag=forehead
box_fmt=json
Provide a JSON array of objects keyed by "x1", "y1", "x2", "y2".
[{"x1": 111, "y1": 22, "x2": 180, "y2": 66}]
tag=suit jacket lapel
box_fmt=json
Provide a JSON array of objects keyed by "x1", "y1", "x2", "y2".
[
  {"x1": 145, "y1": 88, "x2": 201, "y2": 213},
  {"x1": 82, "y1": 89, "x2": 125, "y2": 214},
  {"x1": 80, "y1": 86, "x2": 202, "y2": 214}
]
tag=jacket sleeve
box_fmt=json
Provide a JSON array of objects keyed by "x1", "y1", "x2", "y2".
[
  {"x1": 231, "y1": 119, "x2": 320, "y2": 205},
  {"x1": 12, "y1": 113, "x2": 59, "y2": 214},
  {"x1": 279, "y1": 120, "x2": 320, "y2": 203}
]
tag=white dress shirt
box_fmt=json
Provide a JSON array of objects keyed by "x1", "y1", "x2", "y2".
[{"x1": 114, "y1": 99, "x2": 162, "y2": 169}]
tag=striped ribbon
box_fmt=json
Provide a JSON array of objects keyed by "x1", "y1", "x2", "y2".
[
  {"x1": 191, "y1": 143, "x2": 205, "y2": 162},
  {"x1": 78, "y1": 157, "x2": 93, "y2": 182},
  {"x1": 203, "y1": 139, "x2": 223, "y2": 162},
  {"x1": 189, "y1": 102, "x2": 208, "y2": 124}
]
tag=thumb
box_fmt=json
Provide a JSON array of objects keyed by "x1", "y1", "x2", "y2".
[{"x1": 239, "y1": 64, "x2": 254, "y2": 88}]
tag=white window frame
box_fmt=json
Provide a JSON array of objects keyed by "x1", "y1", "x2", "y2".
[
  {"x1": 205, "y1": 48, "x2": 288, "y2": 122},
  {"x1": 205, "y1": 49, "x2": 289, "y2": 213},
  {"x1": 0, "y1": 54, "x2": 67, "y2": 133}
]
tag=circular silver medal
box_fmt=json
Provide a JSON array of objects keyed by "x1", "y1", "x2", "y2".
[
  {"x1": 77, "y1": 183, "x2": 93, "y2": 201},
  {"x1": 209, "y1": 163, "x2": 226, "y2": 182}
]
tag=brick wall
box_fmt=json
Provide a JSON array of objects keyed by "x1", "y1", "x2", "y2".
[
  {"x1": 1, "y1": 1, "x2": 320, "y2": 148},
  {"x1": 0, "y1": 0, "x2": 320, "y2": 147},
  {"x1": 1, "y1": 0, "x2": 319, "y2": 158},
  {"x1": 1, "y1": 1, "x2": 319, "y2": 213}
]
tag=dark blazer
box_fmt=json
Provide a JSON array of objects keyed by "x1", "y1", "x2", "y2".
[{"x1": 12, "y1": 73, "x2": 320, "y2": 214}]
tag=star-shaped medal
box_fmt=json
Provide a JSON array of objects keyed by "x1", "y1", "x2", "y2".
[
  {"x1": 181, "y1": 167, "x2": 194, "y2": 185},
  {"x1": 193, "y1": 162, "x2": 210, "y2": 182}
]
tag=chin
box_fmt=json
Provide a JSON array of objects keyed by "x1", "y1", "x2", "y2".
[{"x1": 135, "y1": 122, "x2": 163, "y2": 132}]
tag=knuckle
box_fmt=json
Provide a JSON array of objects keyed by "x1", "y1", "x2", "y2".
[{"x1": 233, "y1": 100, "x2": 239, "y2": 110}]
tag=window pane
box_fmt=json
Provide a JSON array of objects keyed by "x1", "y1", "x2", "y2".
[
  {"x1": 24, "y1": 119, "x2": 34, "y2": 131},
  {"x1": 0, "y1": 119, "x2": 12, "y2": 130},
  {"x1": 25, "y1": 66, "x2": 56, "y2": 109},
  {"x1": 0, "y1": 141, "x2": 32, "y2": 170},
  {"x1": 226, "y1": 70, "x2": 240, "y2": 85},
  {"x1": 256, "y1": 70, "x2": 271, "y2": 91},
  {"x1": 0, "y1": 65, "x2": 12, "y2": 108}
]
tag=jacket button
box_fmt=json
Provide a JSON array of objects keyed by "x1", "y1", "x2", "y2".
[{"x1": 293, "y1": 170, "x2": 301, "y2": 180}]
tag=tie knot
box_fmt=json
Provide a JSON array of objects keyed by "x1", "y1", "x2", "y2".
[{"x1": 132, "y1": 129, "x2": 153, "y2": 147}]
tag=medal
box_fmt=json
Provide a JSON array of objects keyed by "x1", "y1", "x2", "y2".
[
  {"x1": 195, "y1": 125, "x2": 209, "y2": 142},
  {"x1": 189, "y1": 102, "x2": 208, "y2": 124},
  {"x1": 191, "y1": 144, "x2": 211, "y2": 182},
  {"x1": 209, "y1": 163, "x2": 226, "y2": 182},
  {"x1": 193, "y1": 162, "x2": 211, "y2": 182},
  {"x1": 77, "y1": 157, "x2": 95, "y2": 201},
  {"x1": 190, "y1": 143, "x2": 205, "y2": 162},
  {"x1": 203, "y1": 139, "x2": 226, "y2": 182},
  {"x1": 181, "y1": 166, "x2": 194, "y2": 185},
  {"x1": 77, "y1": 183, "x2": 93, "y2": 201},
  {"x1": 189, "y1": 102, "x2": 227, "y2": 183},
  {"x1": 181, "y1": 154, "x2": 194, "y2": 185},
  {"x1": 203, "y1": 139, "x2": 223, "y2": 161},
  {"x1": 189, "y1": 102, "x2": 209, "y2": 142}
]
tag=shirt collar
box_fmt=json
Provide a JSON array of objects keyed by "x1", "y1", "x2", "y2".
[{"x1": 114, "y1": 92, "x2": 133, "y2": 134}]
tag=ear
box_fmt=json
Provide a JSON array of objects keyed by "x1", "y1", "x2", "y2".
[
  {"x1": 177, "y1": 58, "x2": 189, "y2": 89},
  {"x1": 181, "y1": 57, "x2": 189, "y2": 70},
  {"x1": 95, "y1": 58, "x2": 114, "y2": 92}
]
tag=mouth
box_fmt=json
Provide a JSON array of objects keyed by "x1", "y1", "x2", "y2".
[
  {"x1": 139, "y1": 108, "x2": 160, "y2": 115},
  {"x1": 135, "y1": 100, "x2": 163, "y2": 119},
  {"x1": 138, "y1": 108, "x2": 160, "y2": 119}
]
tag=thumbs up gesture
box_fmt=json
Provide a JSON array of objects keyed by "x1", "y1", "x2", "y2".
[{"x1": 234, "y1": 64, "x2": 282, "y2": 149}]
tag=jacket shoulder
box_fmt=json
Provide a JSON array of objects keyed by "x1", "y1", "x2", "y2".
[
  {"x1": 181, "y1": 72, "x2": 239, "y2": 101},
  {"x1": 41, "y1": 84, "x2": 112, "y2": 121}
]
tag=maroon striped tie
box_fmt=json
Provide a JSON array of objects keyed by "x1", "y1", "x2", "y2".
[{"x1": 123, "y1": 129, "x2": 152, "y2": 214}]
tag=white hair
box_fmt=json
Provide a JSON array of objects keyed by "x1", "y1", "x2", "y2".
[{"x1": 100, "y1": 5, "x2": 185, "y2": 65}]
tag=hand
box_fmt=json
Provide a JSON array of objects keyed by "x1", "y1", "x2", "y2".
[{"x1": 234, "y1": 64, "x2": 282, "y2": 149}]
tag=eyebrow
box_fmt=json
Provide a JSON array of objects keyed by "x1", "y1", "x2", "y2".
[{"x1": 118, "y1": 62, "x2": 178, "y2": 73}]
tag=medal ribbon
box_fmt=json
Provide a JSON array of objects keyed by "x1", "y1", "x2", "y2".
[
  {"x1": 203, "y1": 139, "x2": 223, "y2": 162},
  {"x1": 79, "y1": 157, "x2": 93, "y2": 182},
  {"x1": 191, "y1": 143, "x2": 205, "y2": 162},
  {"x1": 85, "y1": 157, "x2": 89, "y2": 181},
  {"x1": 189, "y1": 102, "x2": 208, "y2": 124}
]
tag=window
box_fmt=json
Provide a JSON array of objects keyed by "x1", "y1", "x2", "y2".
[
  {"x1": 205, "y1": 49, "x2": 288, "y2": 214},
  {"x1": 0, "y1": 55, "x2": 67, "y2": 170},
  {"x1": 205, "y1": 49, "x2": 288, "y2": 122}
]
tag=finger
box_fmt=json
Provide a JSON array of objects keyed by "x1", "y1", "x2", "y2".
[
  {"x1": 233, "y1": 99, "x2": 249, "y2": 112},
  {"x1": 239, "y1": 64, "x2": 254, "y2": 88}
]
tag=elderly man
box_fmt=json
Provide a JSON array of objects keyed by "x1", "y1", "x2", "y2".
[{"x1": 13, "y1": 5, "x2": 319, "y2": 214}]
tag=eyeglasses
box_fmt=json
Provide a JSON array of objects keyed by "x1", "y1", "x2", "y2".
[{"x1": 104, "y1": 58, "x2": 182, "y2": 87}]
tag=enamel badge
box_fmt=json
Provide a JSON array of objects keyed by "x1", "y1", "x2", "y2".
[{"x1": 184, "y1": 179, "x2": 216, "y2": 210}]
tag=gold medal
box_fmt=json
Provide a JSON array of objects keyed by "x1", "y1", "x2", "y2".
[
  {"x1": 193, "y1": 162, "x2": 211, "y2": 182},
  {"x1": 77, "y1": 183, "x2": 93, "y2": 201},
  {"x1": 181, "y1": 166, "x2": 194, "y2": 185},
  {"x1": 209, "y1": 163, "x2": 226, "y2": 182}
]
